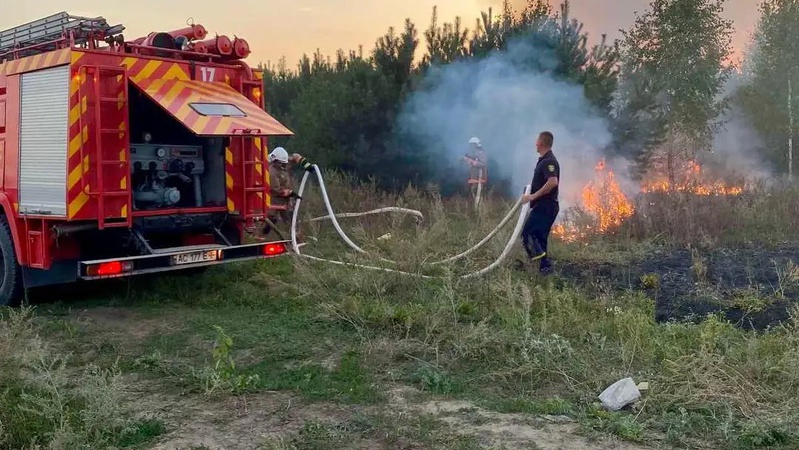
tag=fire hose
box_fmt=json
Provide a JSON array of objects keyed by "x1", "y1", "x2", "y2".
[
  {"x1": 473, "y1": 167, "x2": 484, "y2": 210},
  {"x1": 289, "y1": 164, "x2": 531, "y2": 279}
]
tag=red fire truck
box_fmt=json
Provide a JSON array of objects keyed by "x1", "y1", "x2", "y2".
[{"x1": 0, "y1": 12, "x2": 294, "y2": 305}]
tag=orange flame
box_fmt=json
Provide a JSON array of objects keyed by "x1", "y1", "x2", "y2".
[
  {"x1": 581, "y1": 160, "x2": 635, "y2": 231},
  {"x1": 552, "y1": 159, "x2": 634, "y2": 242},
  {"x1": 640, "y1": 160, "x2": 744, "y2": 196},
  {"x1": 552, "y1": 159, "x2": 744, "y2": 242}
]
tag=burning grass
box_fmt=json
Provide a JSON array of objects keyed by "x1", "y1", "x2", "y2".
[
  {"x1": 551, "y1": 157, "x2": 785, "y2": 246},
  {"x1": 640, "y1": 160, "x2": 746, "y2": 196},
  {"x1": 553, "y1": 159, "x2": 635, "y2": 242}
]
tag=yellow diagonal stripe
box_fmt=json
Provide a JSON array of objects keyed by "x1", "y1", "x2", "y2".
[
  {"x1": 254, "y1": 139, "x2": 263, "y2": 175},
  {"x1": 68, "y1": 191, "x2": 90, "y2": 217},
  {"x1": 193, "y1": 115, "x2": 211, "y2": 132},
  {"x1": 68, "y1": 125, "x2": 88, "y2": 159},
  {"x1": 212, "y1": 120, "x2": 229, "y2": 135},
  {"x1": 119, "y1": 117, "x2": 128, "y2": 189},
  {"x1": 160, "y1": 81, "x2": 187, "y2": 113},
  {"x1": 67, "y1": 155, "x2": 90, "y2": 190},
  {"x1": 69, "y1": 103, "x2": 80, "y2": 125},
  {"x1": 71, "y1": 50, "x2": 84, "y2": 64},
  {"x1": 120, "y1": 57, "x2": 137, "y2": 69},
  {"x1": 162, "y1": 63, "x2": 189, "y2": 80},
  {"x1": 42, "y1": 52, "x2": 55, "y2": 69},
  {"x1": 130, "y1": 60, "x2": 161, "y2": 82}
]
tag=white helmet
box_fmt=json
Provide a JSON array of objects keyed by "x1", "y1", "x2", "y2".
[
  {"x1": 268, "y1": 147, "x2": 289, "y2": 163},
  {"x1": 468, "y1": 136, "x2": 481, "y2": 146}
]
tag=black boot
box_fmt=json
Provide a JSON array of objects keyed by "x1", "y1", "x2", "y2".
[{"x1": 539, "y1": 257, "x2": 553, "y2": 275}]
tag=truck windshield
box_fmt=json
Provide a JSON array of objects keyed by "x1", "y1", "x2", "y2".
[{"x1": 189, "y1": 103, "x2": 246, "y2": 117}]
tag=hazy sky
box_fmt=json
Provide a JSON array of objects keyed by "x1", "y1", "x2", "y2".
[{"x1": 2, "y1": 0, "x2": 757, "y2": 66}]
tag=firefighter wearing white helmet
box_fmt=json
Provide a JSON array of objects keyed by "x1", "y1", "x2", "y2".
[
  {"x1": 261, "y1": 147, "x2": 313, "y2": 238},
  {"x1": 268, "y1": 146, "x2": 289, "y2": 163},
  {"x1": 462, "y1": 136, "x2": 487, "y2": 208}
]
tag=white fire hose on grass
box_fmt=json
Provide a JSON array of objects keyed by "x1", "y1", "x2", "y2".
[{"x1": 289, "y1": 164, "x2": 531, "y2": 279}]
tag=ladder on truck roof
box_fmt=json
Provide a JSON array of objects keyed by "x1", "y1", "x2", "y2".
[{"x1": 0, "y1": 11, "x2": 124, "y2": 59}]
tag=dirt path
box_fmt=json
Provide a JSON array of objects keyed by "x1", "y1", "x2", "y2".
[
  {"x1": 133, "y1": 382, "x2": 656, "y2": 450},
  {"x1": 393, "y1": 387, "x2": 654, "y2": 450}
]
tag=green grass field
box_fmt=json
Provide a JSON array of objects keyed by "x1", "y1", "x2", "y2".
[{"x1": 2, "y1": 171, "x2": 799, "y2": 450}]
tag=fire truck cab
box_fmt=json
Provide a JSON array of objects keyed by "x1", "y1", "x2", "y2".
[{"x1": 0, "y1": 12, "x2": 294, "y2": 305}]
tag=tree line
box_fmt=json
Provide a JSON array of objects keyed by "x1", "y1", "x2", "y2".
[{"x1": 258, "y1": 0, "x2": 799, "y2": 194}]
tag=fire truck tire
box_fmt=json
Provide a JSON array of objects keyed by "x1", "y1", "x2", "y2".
[{"x1": 0, "y1": 215, "x2": 23, "y2": 306}]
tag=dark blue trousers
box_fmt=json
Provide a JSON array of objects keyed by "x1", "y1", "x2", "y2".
[{"x1": 521, "y1": 199, "x2": 559, "y2": 269}]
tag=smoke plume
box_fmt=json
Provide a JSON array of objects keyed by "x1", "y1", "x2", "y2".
[
  {"x1": 395, "y1": 38, "x2": 620, "y2": 209},
  {"x1": 707, "y1": 70, "x2": 771, "y2": 183}
]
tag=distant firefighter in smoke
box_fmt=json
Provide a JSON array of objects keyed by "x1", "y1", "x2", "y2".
[
  {"x1": 258, "y1": 147, "x2": 313, "y2": 238},
  {"x1": 462, "y1": 136, "x2": 488, "y2": 208}
]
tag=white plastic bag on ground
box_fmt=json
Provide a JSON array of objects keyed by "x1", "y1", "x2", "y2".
[{"x1": 599, "y1": 377, "x2": 641, "y2": 411}]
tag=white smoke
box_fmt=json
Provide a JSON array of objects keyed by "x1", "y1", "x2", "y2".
[
  {"x1": 396, "y1": 39, "x2": 621, "y2": 210},
  {"x1": 707, "y1": 69, "x2": 771, "y2": 183}
]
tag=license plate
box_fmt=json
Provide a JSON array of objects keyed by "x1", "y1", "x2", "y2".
[{"x1": 171, "y1": 250, "x2": 219, "y2": 266}]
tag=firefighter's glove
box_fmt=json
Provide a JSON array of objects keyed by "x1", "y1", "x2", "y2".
[
  {"x1": 289, "y1": 191, "x2": 303, "y2": 200},
  {"x1": 297, "y1": 157, "x2": 313, "y2": 171}
]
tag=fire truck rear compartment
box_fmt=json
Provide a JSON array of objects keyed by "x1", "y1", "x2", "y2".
[
  {"x1": 50, "y1": 81, "x2": 242, "y2": 265},
  {"x1": 66, "y1": 82, "x2": 243, "y2": 262},
  {"x1": 128, "y1": 82, "x2": 227, "y2": 211},
  {"x1": 64, "y1": 74, "x2": 283, "y2": 260}
]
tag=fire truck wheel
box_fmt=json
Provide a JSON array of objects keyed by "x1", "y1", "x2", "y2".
[{"x1": 0, "y1": 215, "x2": 23, "y2": 306}]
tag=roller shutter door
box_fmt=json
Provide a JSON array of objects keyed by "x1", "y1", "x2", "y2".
[{"x1": 19, "y1": 65, "x2": 69, "y2": 216}]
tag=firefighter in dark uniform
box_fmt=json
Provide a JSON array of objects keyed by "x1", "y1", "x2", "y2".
[
  {"x1": 261, "y1": 147, "x2": 313, "y2": 238},
  {"x1": 520, "y1": 131, "x2": 560, "y2": 274}
]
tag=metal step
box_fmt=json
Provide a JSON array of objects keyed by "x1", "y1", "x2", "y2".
[{"x1": 101, "y1": 221, "x2": 132, "y2": 228}]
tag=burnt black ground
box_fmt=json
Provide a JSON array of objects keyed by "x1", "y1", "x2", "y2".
[{"x1": 556, "y1": 243, "x2": 799, "y2": 330}]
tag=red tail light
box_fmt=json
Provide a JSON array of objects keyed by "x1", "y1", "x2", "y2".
[
  {"x1": 87, "y1": 261, "x2": 133, "y2": 276},
  {"x1": 262, "y1": 243, "x2": 286, "y2": 256}
]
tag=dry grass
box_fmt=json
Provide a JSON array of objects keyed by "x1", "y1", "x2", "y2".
[
  {"x1": 0, "y1": 307, "x2": 165, "y2": 449},
  {"x1": 622, "y1": 181, "x2": 799, "y2": 246}
]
